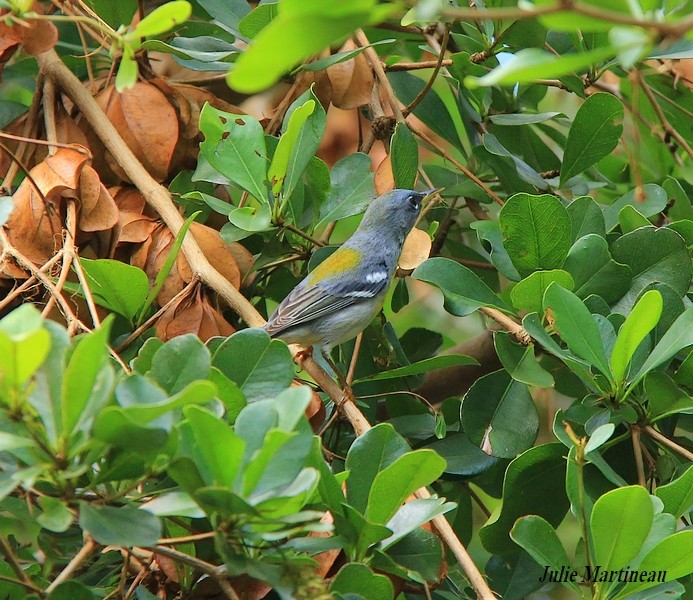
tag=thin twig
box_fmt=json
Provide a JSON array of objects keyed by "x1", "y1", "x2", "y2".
[
  {"x1": 403, "y1": 26, "x2": 450, "y2": 118},
  {"x1": 387, "y1": 59, "x2": 454, "y2": 72},
  {"x1": 283, "y1": 222, "x2": 325, "y2": 247},
  {"x1": 43, "y1": 78, "x2": 58, "y2": 156},
  {"x1": 636, "y1": 71, "x2": 693, "y2": 160},
  {"x1": 631, "y1": 426, "x2": 647, "y2": 487},
  {"x1": 480, "y1": 307, "x2": 530, "y2": 345},
  {"x1": 147, "y1": 545, "x2": 241, "y2": 600},
  {"x1": 45, "y1": 535, "x2": 97, "y2": 594},
  {"x1": 157, "y1": 532, "x2": 216, "y2": 545},
  {"x1": 409, "y1": 123, "x2": 504, "y2": 206},
  {"x1": 644, "y1": 426, "x2": 693, "y2": 461},
  {"x1": 0, "y1": 537, "x2": 40, "y2": 593}
]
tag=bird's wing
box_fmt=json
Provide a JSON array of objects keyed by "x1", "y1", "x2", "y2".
[{"x1": 265, "y1": 273, "x2": 389, "y2": 337}]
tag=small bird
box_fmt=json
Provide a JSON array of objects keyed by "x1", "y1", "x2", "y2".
[{"x1": 264, "y1": 188, "x2": 433, "y2": 353}]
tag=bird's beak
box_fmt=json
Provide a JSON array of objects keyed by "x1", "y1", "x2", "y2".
[{"x1": 422, "y1": 187, "x2": 444, "y2": 203}]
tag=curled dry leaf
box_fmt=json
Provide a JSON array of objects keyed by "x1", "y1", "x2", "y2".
[
  {"x1": 0, "y1": 3, "x2": 57, "y2": 70},
  {"x1": 5, "y1": 147, "x2": 89, "y2": 271},
  {"x1": 326, "y1": 39, "x2": 375, "y2": 110},
  {"x1": 184, "y1": 221, "x2": 241, "y2": 289},
  {"x1": 78, "y1": 166, "x2": 119, "y2": 232},
  {"x1": 225, "y1": 241, "x2": 256, "y2": 287},
  {"x1": 398, "y1": 227, "x2": 432, "y2": 272},
  {"x1": 156, "y1": 283, "x2": 235, "y2": 342},
  {"x1": 374, "y1": 155, "x2": 395, "y2": 195}
]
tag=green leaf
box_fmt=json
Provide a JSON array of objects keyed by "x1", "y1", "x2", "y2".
[
  {"x1": 126, "y1": 1, "x2": 191, "y2": 40},
  {"x1": 148, "y1": 334, "x2": 210, "y2": 394},
  {"x1": 511, "y1": 516, "x2": 583, "y2": 596},
  {"x1": 563, "y1": 234, "x2": 632, "y2": 303},
  {"x1": 238, "y1": 2, "x2": 278, "y2": 38},
  {"x1": 83, "y1": 0, "x2": 137, "y2": 28},
  {"x1": 196, "y1": 0, "x2": 249, "y2": 30},
  {"x1": 268, "y1": 99, "x2": 316, "y2": 200},
  {"x1": 471, "y1": 220, "x2": 522, "y2": 281},
  {"x1": 345, "y1": 424, "x2": 410, "y2": 513},
  {"x1": 610, "y1": 290, "x2": 662, "y2": 384},
  {"x1": 198, "y1": 104, "x2": 269, "y2": 203},
  {"x1": 567, "y1": 196, "x2": 606, "y2": 241},
  {"x1": 499, "y1": 193, "x2": 572, "y2": 278},
  {"x1": 390, "y1": 123, "x2": 418, "y2": 189},
  {"x1": 613, "y1": 531, "x2": 693, "y2": 599},
  {"x1": 354, "y1": 354, "x2": 478, "y2": 383},
  {"x1": 465, "y1": 47, "x2": 617, "y2": 89},
  {"x1": 365, "y1": 450, "x2": 446, "y2": 524},
  {"x1": 37, "y1": 497, "x2": 73, "y2": 533},
  {"x1": 412, "y1": 257, "x2": 512, "y2": 316},
  {"x1": 483, "y1": 134, "x2": 548, "y2": 189},
  {"x1": 423, "y1": 433, "x2": 498, "y2": 477},
  {"x1": 180, "y1": 405, "x2": 245, "y2": 488},
  {"x1": 386, "y1": 528, "x2": 445, "y2": 583},
  {"x1": 480, "y1": 443, "x2": 569, "y2": 555},
  {"x1": 544, "y1": 283, "x2": 612, "y2": 378},
  {"x1": 0, "y1": 304, "x2": 50, "y2": 390},
  {"x1": 316, "y1": 153, "x2": 374, "y2": 229},
  {"x1": 644, "y1": 372, "x2": 693, "y2": 421},
  {"x1": 655, "y1": 464, "x2": 693, "y2": 518},
  {"x1": 510, "y1": 269, "x2": 574, "y2": 314},
  {"x1": 560, "y1": 93, "x2": 624, "y2": 186},
  {"x1": 302, "y1": 39, "x2": 394, "y2": 71},
  {"x1": 584, "y1": 423, "x2": 615, "y2": 454},
  {"x1": 330, "y1": 563, "x2": 394, "y2": 600},
  {"x1": 227, "y1": 0, "x2": 394, "y2": 93},
  {"x1": 381, "y1": 497, "x2": 455, "y2": 549},
  {"x1": 635, "y1": 305, "x2": 693, "y2": 380},
  {"x1": 61, "y1": 319, "x2": 113, "y2": 438},
  {"x1": 591, "y1": 485, "x2": 653, "y2": 572},
  {"x1": 602, "y1": 184, "x2": 668, "y2": 232},
  {"x1": 78, "y1": 258, "x2": 149, "y2": 321},
  {"x1": 79, "y1": 504, "x2": 161, "y2": 547},
  {"x1": 115, "y1": 51, "x2": 138, "y2": 92},
  {"x1": 494, "y1": 331, "x2": 555, "y2": 388},
  {"x1": 212, "y1": 329, "x2": 294, "y2": 401},
  {"x1": 611, "y1": 227, "x2": 691, "y2": 314},
  {"x1": 462, "y1": 370, "x2": 539, "y2": 458}
]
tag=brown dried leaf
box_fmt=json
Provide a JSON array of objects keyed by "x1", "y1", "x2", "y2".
[
  {"x1": 326, "y1": 39, "x2": 375, "y2": 110},
  {"x1": 398, "y1": 228, "x2": 431, "y2": 271},
  {"x1": 185, "y1": 221, "x2": 241, "y2": 289},
  {"x1": 78, "y1": 166, "x2": 119, "y2": 232},
  {"x1": 5, "y1": 148, "x2": 89, "y2": 267},
  {"x1": 156, "y1": 285, "x2": 235, "y2": 341},
  {"x1": 374, "y1": 155, "x2": 395, "y2": 195},
  {"x1": 226, "y1": 241, "x2": 256, "y2": 287}
]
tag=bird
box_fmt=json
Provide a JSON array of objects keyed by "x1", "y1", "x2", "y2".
[{"x1": 263, "y1": 188, "x2": 434, "y2": 354}]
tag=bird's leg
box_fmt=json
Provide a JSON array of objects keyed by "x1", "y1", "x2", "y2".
[{"x1": 320, "y1": 348, "x2": 355, "y2": 407}]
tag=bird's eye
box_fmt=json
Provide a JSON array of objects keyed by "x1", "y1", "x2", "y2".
[{"x1": 408, "y1": 195, "x2": 421, "y2": 211}]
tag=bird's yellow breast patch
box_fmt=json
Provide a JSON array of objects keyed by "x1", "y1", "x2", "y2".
[{"x1": 307, "y1": 247, "x2": 361, "y2": 285}]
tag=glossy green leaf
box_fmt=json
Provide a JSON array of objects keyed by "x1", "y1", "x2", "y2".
[
  {"x1": 560, "y1": 93, "x2": 624, "y2": 186},
  {"x1": 61, "y1": 319, "x2": 113, "y2": 438},
  {"x1": 611, "y1": 227, "x2": 691, "y2": 313},
  {"x1": 365, "y1": 450, "x2": 446, "y2": 524},
  {"x1": 180, "y1": 405, "x2": 245, "y2": 488},
  {"x1": 602, "y1": 184, "x2": 668, "y2": 232},
  {"x1": 227, "y1": 0, "x2": 394, "y2": 93},
  {"x1": 591, "y1": 485, "x2": 652, "y2": 572},
  {"x1": 544, "y1": 283, "x2": 612, "y2": 378},
  {"x1": 390, "y1": 123, "x2": 418, "y2": 189},
  {"x1": 644, "y1": 372, "x2": 693, "y2": 421},
  {"x1": 412, "y1": 257, "x2": 512, "y2": 316},
  {"x1": 354, "y1": 354, "x2": 478, "y2": 383},
  {"x1": 465, "y1": 47, "x2": 616, "y2": 89},
  {"x1": 196, "y1": 0, "x2": 249, "y2": 29},
  {"x1": 563, "y1": 234, "x2": 632, "y2": 303},
  {"x1": 611, "y1": 290, "x2": 662, "y2": 383},
  {"x1": 316, "y1": 152, "x2": 374, "y2": 229},
  {"x1": 148, "y1": 334, "x2": 210, "y2": 394},
  {"x1": 345, "y1": 424, "x2": 410, "y2": 513},
  {"x1": 584, "y1": 423, "x2": 615, "y2": 454},
  {"x1": 494, "y1": 331, "x2": 555, "y2": 387},
  {"x1": 37, "y1": 497, "x2": 73, "y2": 533},
  {"x1": 480, "y1": 443, "x2": 569, "y2": 555},
  {"x1": 78, "y1": 258, "x2": 149, "y2": 321},
  {"x1": 655, "y1": 464, "x2": 693, "y2": 518},
  {"x1": 330, "y1": 563, "x2": 394, "y2": 600},
  {"x1": 462, "y1": 370, "x2": 539, "y2": 458},
  {"x1": 613, "y1": 531, "x2": 693, "y2": 599},
  {"x1": 212, "y1": 329, "x2": 293, "y2": 401},
  {"x1": 0, "y1": 305, "x2": 50, "y2": 390},
  {"x1": 381, "y1": 497, "x2": 455, "y2": 550},
  {"x1": 238, "y1": 2, "x2": 278, "y2": 38},
  {"x1": 511, "y1": 516, "x2": 583, "y2": 596},
  {"x1": 422, "y1": 433, "x2": 498, "y2": 477},
  {"x1": 510, "y1": 269, "x2": 574, "y2": 314},
  {"x1": 499, "y1": 193, "x2": 572, "y2": 277},
  {"x1": 567, "y1": 196, "x2": 606, "y2": 241},
  {"x1": 386, "y1": 527, "x2": 445, "y2": 583},
  {"x1": 79, "y1": 504, "x2": 161, "y2": 547},
  {"x1": 198, "y1": 104, "x2": 269, "y2": 203},
  {"x1": 126, "y1": 1, "x2": 191, "y2": 40}
]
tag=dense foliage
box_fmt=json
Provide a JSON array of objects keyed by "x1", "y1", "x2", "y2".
[{"x1": 0, "y1": 0, "x2": 692, "y2": 599}]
